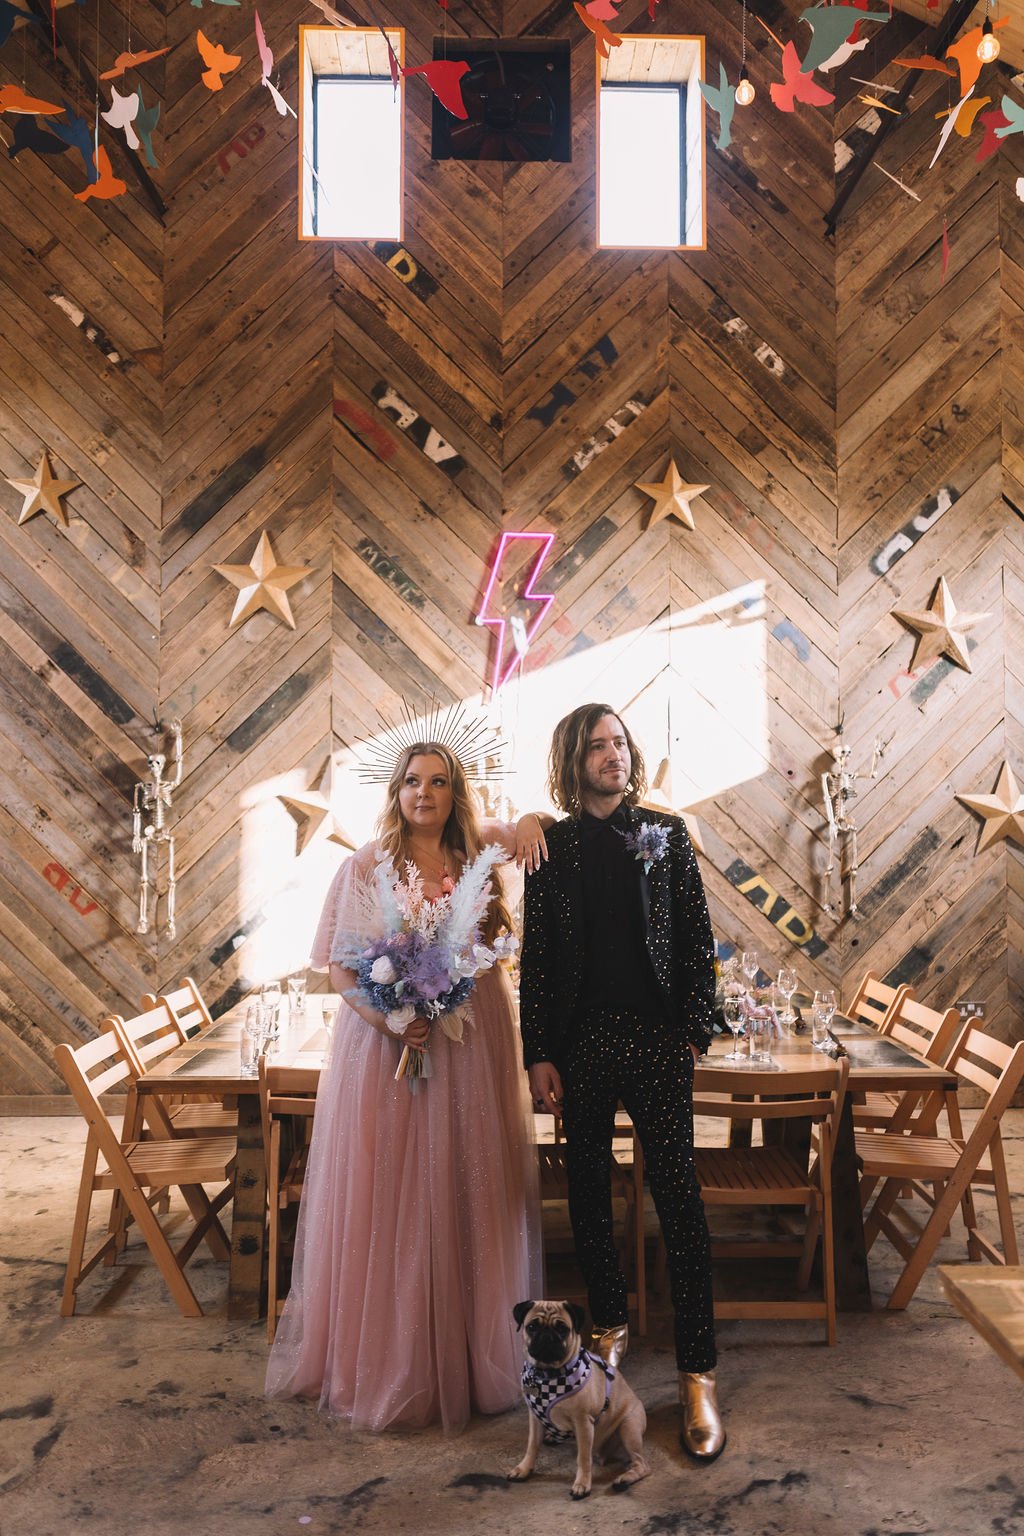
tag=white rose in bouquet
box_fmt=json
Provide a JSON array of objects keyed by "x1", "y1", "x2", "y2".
[
  {"x1": 370, "y1": 955, "x2": 398, "y2": 984},
  {"x1": 386, "y1": 1002, "x2": 417, "y2": 1035}
]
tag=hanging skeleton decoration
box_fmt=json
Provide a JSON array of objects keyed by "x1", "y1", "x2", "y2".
[
  {"x1": 132, "y1": 721, "x2": 183, "y2": 939},
  {"x1": 822, "y1": 732, "x2": 886, "y2": 918}
]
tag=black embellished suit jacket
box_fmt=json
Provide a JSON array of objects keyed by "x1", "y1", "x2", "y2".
[{"x1": 519, "y1": 805, "x2": 716, "y2": 1069}]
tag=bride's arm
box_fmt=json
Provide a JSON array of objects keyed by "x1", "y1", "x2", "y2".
[{"x1": 480, "y1": 813, "x2": 554, "y2": 874}]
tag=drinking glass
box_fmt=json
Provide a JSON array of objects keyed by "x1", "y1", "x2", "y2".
[
  {"x1": 722, "y1": 997, "x2": 745, "y2": 1060},
  {"x1": 741, "y1": 950, "x2": 759, "y2": 986},
  {"x1": 287, "y1": 972, "x2": 307, "y2": 1022},
  {"x1": 748, "y1": 999, "x2": 781, "y2": 1069},
  {"x1": 777, "y1": 967, "x2": 798, "y2": 1025},
  {"x1": 261, "y1": 981, "x2": 282, "y2": 1043},
  {"x1": 240, "y1": 1004, "x2": 262, "y2": 1076}
]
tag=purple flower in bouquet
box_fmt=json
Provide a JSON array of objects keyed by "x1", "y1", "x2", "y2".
[{"x1": 622, "y1": 820, "x2": 670, "y2": 874}]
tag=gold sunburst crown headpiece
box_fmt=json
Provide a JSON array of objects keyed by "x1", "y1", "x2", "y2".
[{"x1": 354, "y1": 701, "x2": 507, "y2": 785}]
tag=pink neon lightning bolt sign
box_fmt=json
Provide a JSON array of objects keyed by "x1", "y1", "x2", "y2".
[{"x1": 476, "y1": 531, "x2": 555, "y2": 694}]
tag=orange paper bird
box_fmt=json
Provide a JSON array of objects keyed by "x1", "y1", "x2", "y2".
[
  {"x1": 0, "y1": 82, "x2": 63, "y2": 114},
  {"x1": 196, "y1": 28, "x2": 241, "y2": 91},
  {"x1": 936, "y1": 94, "x2": 990, "y2": 137},
  {"x1": 573, "y1": 2, "x2": 622, "y2": 58},
  {"x1": 945, "y1": 19, "x2": 1009, "y2": 97},
  {"x1": 73, "y1": 145, "x2": 126, "y2": 202},
  {"x1": 99, "y1": 46, "x2": 170, "y2": 79},
  {"x1": 892, "y1": 55, "x2": 955, "y2": 75},
  {"x1": 770, "y1": 41, "x2": 834, "y2": 113},
  {"x1": 859, "y1": 93, "x2": 904, "y2": 114}
]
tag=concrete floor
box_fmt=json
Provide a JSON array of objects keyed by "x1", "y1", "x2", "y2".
[{"x1": 1, "y1": 1111, "x2": 1022, "y2": 1536}]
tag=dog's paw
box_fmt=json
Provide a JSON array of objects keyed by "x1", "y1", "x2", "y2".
[
  {"x1": 507, "y1": 1464, "x2": 532, "y2": 1483},
  {"x1": 609, "y1": 1477, "x2": 632, "y2": 1494},
  {"x1": 570, "y1": 1484, "x2": 592, "y2": 1501}
]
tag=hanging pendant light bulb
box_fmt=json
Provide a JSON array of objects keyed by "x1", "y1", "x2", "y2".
[
  {"x1": 735, "y1": 0, "x2": 755, "y2": 106},
  {"x1": 977, "y1": 16, "x2": 1001, "y2": 63}
]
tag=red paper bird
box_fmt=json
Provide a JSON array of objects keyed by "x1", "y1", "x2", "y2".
[
  {"x1": 573, "y1": 1, "x2": 622, "y2": 58},
  {"x1": 945, "y1": 19, "x2": 1009, "y2": 98},
  {"x1": 584, "y1": 0, "x2": 621, "y2": 18},
  {"x1": 892, "y1": 55, "x2": 956, "y2": 75},
  {"x1": 770, "y1": 41, "x2": 834, "y2": 113},
  {"x1": 401, "y1": 59, "x2": 470, "y2": 119},
  {"x1": 975, "y1": 106, "x2": 1010, "y2": 163},
  {"x1": 0, "y1": 82, "x2": 63, "y2": 113},
  {"x1": 73, "y1": 145, "x2": 126, "y2": 202},
  {"x1": 99, "y1": 46, "x2": 170, "y2": 80},
  {"x1": 197, "y1": 28, "x2": 241, "y2": 92},
  {"x1": 378, "y1": 25, "x2": 400, "y2": 91}
]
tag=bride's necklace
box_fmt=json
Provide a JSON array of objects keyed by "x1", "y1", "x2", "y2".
[{"x1": 407, "y1": 844, "x2": 456, "y2": 895}]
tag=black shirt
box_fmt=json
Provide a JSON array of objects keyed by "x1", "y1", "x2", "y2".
[{"x1": 578, "y1": 805, "x2": 667, "y2": 1017}]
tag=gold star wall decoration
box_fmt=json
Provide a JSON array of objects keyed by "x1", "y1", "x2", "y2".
[
  {"x1": 278, "y1": 756, "x2": 356, "y2": 854},
  {"x1": 213, "y1": 530, "x2": 307, "y2": 630},
  {"x1": 891, "y1": 575, "x2": 988, "y2": 672},
  {"x1": 635, "y1": 459, "x2": 709, "y2": 532},
  {"x1": 6, "y1": 450, "x2": 80, "y2": 526},
  {"x1": 957, "y1": 762, "x2": 1024, "y2": 853}
]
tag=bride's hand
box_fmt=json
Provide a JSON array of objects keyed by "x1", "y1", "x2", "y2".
[
  {"x1": 405, "y1": 1016, "x2": 431, "y2": 1049},
  {"x1": 514, "y1": 813, "x2": 549, "y2": 873}
]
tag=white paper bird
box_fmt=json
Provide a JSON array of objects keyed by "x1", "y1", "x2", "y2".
[{"x1": 102, "y1": 84, "x2": 140, "y2": 149}]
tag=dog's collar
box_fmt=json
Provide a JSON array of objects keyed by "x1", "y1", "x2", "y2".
[{"x1": 522, "y1": 1349, "x2": 615, "y2": 1442}]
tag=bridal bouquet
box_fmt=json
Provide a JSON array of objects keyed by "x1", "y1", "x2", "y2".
[{"x1": 340, "y1": 844, "x2": 515, "y2": 1091}]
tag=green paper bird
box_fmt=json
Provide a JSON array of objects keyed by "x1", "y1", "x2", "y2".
[
  {"x1": 995, "y1": 94, "x2": 1024, "y2": 139},
  {"x1": 798, "y1": 5, "x2": 888, "y2": 75},
  {"x1": 135, "y1": 87, "x2": 160, "y2": 166},
  {"x1": 699, "y1": 63, "x2": 736, "y2": 150}
]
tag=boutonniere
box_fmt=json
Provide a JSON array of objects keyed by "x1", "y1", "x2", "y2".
[{"x1": 622, "y1": 820, "x2": 670, "y2": 874}]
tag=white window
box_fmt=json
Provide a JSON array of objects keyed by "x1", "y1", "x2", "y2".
[
  {"x1": 299, "y1": 27, "x2": 403, "y2": 241},
  {"x1": 597, "y1": 36, "x2": 705, "y2": 251}
]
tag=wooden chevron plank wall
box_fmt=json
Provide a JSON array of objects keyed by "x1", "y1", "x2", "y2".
[{"x1": 0, "y1": 0, "x2": 1021, "y2": 1104}]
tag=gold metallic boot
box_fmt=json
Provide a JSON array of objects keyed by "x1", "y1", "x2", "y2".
[
  {"x1": 679, "y1": 1370, "x2": 726, "y2": 1462},
  {"x1": 590, "y1": 1323, "x2": 629, "y2": 1368}
]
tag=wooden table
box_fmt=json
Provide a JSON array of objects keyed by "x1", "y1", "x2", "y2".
[
  {"x1": 938, "y1": 1265, "x2": 1024, "y2": 1382},
  {"x1": 700, "y1": 1016, "x2": 959, "y2": 1311},
  {"x1": 136, "y1": 998, "x2": 336, "y2": 1320}
]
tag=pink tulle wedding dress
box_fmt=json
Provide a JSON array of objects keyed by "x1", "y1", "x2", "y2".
[{"x1": 265, "y1": 829, "x2": 542, "y2": 1431}]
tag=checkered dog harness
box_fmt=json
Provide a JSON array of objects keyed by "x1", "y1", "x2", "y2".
[{"x1": 522, "y1": 1349, "x2": 615, "y2": 1444}]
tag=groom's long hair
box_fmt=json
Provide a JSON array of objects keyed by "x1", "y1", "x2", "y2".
[{"x1": 547, "y1": 704, "x2": 647, "y2": 816}]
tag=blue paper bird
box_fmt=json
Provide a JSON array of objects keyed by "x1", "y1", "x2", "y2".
[
  {"x1": 699, "y1": 63, "x2": 736, "y2": 150},
  {"x1": 48, "y1": 100, "x2": 99, "y2": 182},
  {"x1": 7, "y1": 114, "x2": 70, "y2": 160},
  {"x1": 995, "y1": 93, "x2": 1024, "y2": 139},
  {"x1": 134, "y1": 87, "x2": 160, "y2": 167},
  {"x1": 0, "y1": 0, "x2": 39, "y2": 48},
  {"x1": 798, "y1": 5, "x2": 889, "y2": 75}
]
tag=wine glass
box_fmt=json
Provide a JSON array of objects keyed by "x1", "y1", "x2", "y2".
[
  {"x1": 741, "y1": 950, "x2": 759, "y2": 987},
  {"x1": 287, "y1": 972, "x2": 307, "y2": 1022},
  {"x1": 722, "y1": 997, "x2": 745, "y2": 1061},
  {"x1": 777, "y1": 967, "x2": 798, "y2": 1025},
  {"x1": 261, "y1": 980, "x2": 282, "y2": 1042},
  {"x1": 812, "y1": 989, "x2": 836, "y2": 1048}
]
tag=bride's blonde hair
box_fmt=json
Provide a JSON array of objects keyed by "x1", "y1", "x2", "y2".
[{"x1": 377, "y1": 742, "x2": 511, "y2": 944}]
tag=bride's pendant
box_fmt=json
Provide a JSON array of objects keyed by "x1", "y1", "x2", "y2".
[{"x1": 440, "y1": 871, "x2": 455, "y2": 895}]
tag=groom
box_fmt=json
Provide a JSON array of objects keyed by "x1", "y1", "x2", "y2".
[{"x1": 519, "y1": 703, "x2": 724, "y2": 1461}]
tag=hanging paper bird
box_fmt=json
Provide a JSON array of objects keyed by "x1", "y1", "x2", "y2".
[
  {"x1": 573, "y1": 2, "x2": 622, "y2": 59},
  {"x1": 48, "y1": 98, "x2": 97, "y2": 180},
  {"x1": 401, "y1": 59, "x2": 470, "y2": 118},
  {"x1": 197, "y1": 29, "x2": 242, "y2": 91},
  {"x1": 995, "y1": 94, "x2": 1024, "y2": 140},
  {"x1": 797, "y1": 6, "x2": 888, "y2": 75},
  {"x1": 74, "y1": 144, "x2": 126, "y2": 201},
  {"x1": 134, "y1": 87, "x2": 160, "y2": 165},
  {"x1": 935, "y1": 94, "x2": 989, "y2": 137},
  {"x1": 929, "y1": 86, "x2": 973, "y2": 168},
  {"x1": 377, "y1": 25, "x2": 400, "y2": 91},
  {"x1": 699, "y1": 63, "x2": 737, "y2": 150},
  {"x1": 892, "y1": 55, "x2": 955, "y2": 76},
  {"x1": 99, "y1": 46, "x2": 170, "y2": 79},
  {"x1": 976, "y1": 105, "x2": 1010, "y2": 161},
  {"x1": 0, "y1": 0, "x2": 40, "y2": 48},
  {"x1": 874, "y1": 163, "x2": 921, "y2": 201},
  {"x1": 584, "y1": 0, "x2": 621, "y2": 18},
  {"x1": 6, "y1": 113, "x2": 70, "y2": 160},
  {"x1": 816, "y1": 34, "x2": 870, "y2": 72},
  {"x1": 770, "y1": 42, "x2": 835, "y2": 112},
  {"x1": 254, "y1": 10, "x2": 295, "y2": 117},
  {"x1": 102, "y1": 84, "x2": 140, "y2": 148},
  {"x1": 190, "y1": 0, "x2": 240, "y2": 7},
  {"x1": 0, "y1": 83, "x2": 63, "y2": 113},
  {"x1": 945, "y1": 19, "x2": 1009, "y2": 98},
  {"x1": 858, "y1": 93, "x2": 905, "y2": 115}
]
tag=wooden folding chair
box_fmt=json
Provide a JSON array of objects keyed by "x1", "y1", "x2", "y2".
[
  {"x1": 853, "y1": 998, "x2": 962, "y2": 1134},
  {"x1": 844, "y1": 971, "x2": 913, "y2": 1035},
  {"x1": 259, "y1": 1059, "x2": 319, "y2": 1340},
  {"x1": 141, "y1": 977, "x2": 213, "y2": 1039},
  {"x1": 107, "y1": 1005, "x2": 235, "y2": 1139},
  {"x1": 857, "y1": 1026, "x2": 1024, "y2": 1310},
  {"x1": 694, "y1": 1057, "x2": 849, "y2": 1345},
  {"x1": 54, "y1": 1033, "x2": 236, "y2": 1318}
]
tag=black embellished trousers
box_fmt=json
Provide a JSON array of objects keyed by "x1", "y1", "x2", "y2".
[{"x1": 560, "y1": 1007, "x2": 717, "y2": 1373}]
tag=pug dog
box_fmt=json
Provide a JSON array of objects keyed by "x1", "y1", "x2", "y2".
[{"x1": 508, "y1": 1299, "x2": 649, "y2": 1500}]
